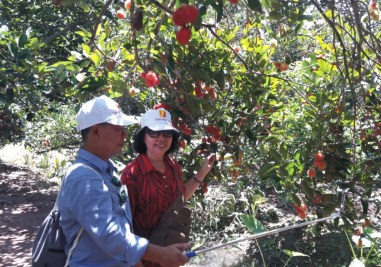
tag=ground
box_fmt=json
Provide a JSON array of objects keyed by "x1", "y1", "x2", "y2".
[
  {"x1": 0, "y1": 159, "x2": 58, "y2": 267},
  {"x1": 0, "y1": 145, "x2": 380, "y2": 267}
]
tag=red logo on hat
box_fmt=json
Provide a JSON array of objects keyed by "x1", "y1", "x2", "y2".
[{"x1": 159, "y1": 110, "x2": 166, "y2": 118}]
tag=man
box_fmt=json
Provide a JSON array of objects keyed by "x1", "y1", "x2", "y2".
[{"x1": 58, "y1": 95, "x2": 189, "y2": 267}]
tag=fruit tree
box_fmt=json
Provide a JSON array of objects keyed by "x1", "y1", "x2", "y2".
[{"x1": 1, "y1": 0, "x2": 381, "y2": 231}]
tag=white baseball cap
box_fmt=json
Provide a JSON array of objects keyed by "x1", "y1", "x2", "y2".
[
  {"x1": 141, "y1": 108, "x2": 179, "y2": 132},
  {"x1": 75, "y1": 95, "x2": 139, "y2": 131}
]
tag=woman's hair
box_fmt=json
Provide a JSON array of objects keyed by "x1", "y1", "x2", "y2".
[{"x1": 133, "y1": 127, "x2": 181, "y2": 154}]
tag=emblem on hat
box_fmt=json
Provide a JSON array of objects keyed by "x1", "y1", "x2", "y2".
[{"x1": 159, "y1": 110, "x2": 166, "y2": 118}]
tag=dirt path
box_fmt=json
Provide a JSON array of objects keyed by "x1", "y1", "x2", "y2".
[{"x1": 0, "y1": 160, "x2": 59, "y2": 267}]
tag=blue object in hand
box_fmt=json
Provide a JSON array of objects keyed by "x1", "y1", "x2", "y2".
[{"x1": 185, "y1": 251, "x2": 197, "y2": 258}]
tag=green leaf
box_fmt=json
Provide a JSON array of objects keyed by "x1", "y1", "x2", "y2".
[
  {"x1": 7, "y1": 42, "x2": 18, "y2": 58},
  {"x1": 211, "y1": 0, "x2": 224, "y2": 22},
  {"x1": 80, "y1": 76, "x2": 108, "y2": 91},
  {"x1": 18, "y1": 33, "x2": 28, "y2": 48},
  {"x1": 285, "y1": 162, "x2": 295, "y2": 176},
  {"x1": 77, "y1": 1, "x2": 90, "y2": 12},
  {"x1": 300, "y1": 180, "x2": 315, "y2": 200},
  {"x1": 75, "y1": 30, "x2": 92, "y2": 39},
  {"x1": 269, "y1": 148, "x2": 282, "y2": 161},
  {"x1": 251, "y1": 194, "x2": 267, "y2": 207},
  {"x1": 214, "y1": 70, "x2": 225, "y2": 90},
  {"x1": 245, "y1": 129, "x2": 256, "y2": 142},
  {"x1": 290, "y1": 194, "x2": 301, "y2": 206},
  {"x1": 282, "y1": 249, "x2": 309, "y2": 258},
  {"x1": 247, "y1": 0, "x2": 262, "y2": 12},
  {"x1": 268, "y1": 10, "x2": 283, "y2": 20},
  {"x1": 241, "y1": 214, "x2": 265, "y2": 234},
  {"x1": 258, "y1": 162, "x2": 277, "y2": 177}
]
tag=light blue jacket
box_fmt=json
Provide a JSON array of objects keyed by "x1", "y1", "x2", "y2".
[{"x1": 58, "y1": 149, "x2": 149, "y2": 266}]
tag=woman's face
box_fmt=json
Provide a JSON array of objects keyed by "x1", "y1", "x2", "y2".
[{"x1": 144, "y1": 129, "x2": 173, "y2": 157}]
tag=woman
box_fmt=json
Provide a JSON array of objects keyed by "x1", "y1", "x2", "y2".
[{"x1": 121, "y1": 108, "x2": 215, "y2": 267}]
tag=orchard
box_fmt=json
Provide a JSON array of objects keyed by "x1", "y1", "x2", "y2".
[{"x1": 1, "y1": 0, "x2": 381, "y2": 265}]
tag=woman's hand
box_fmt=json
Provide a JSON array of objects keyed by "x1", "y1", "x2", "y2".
[{"x1": 200, "y1": 154, "x2": 216, "y2": 176}]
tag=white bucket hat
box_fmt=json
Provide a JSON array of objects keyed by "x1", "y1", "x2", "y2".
[
  {"x1": 141, "y1": 108, "x2": 179, "y2": 132},
  {"x1": 75, "y1": 95, "x2": 139, "y2": 131}
]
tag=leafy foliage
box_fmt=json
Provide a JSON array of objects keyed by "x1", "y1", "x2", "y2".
[{"x1": 1, "y1": 0, "x2": 381, "y2": 255}]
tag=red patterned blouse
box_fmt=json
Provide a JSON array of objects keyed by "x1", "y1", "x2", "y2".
[{"x1": 121, "y1": 153, "x2": 185, "y2": 240}]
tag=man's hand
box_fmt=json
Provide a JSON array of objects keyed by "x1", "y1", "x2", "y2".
[{"x1": 143, "y1": 243, "x2": 190, "y2": 267}]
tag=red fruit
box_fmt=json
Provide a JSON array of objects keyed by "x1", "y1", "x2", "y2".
[
  {"x1": 172, "y1": 4, "x2": 199, "y2": 26},
  {"x1": 172, "y1": 8, "x2": 186, "y2": 26},
  {"x1": 294, "y1": 204, "x2": 307, "y2": 220},
  {"x1": 314, "y1": 152, "x2": 325, "y2": 161},
  {"x1": 369, "y1": 1, "x2": 377, "y2": 10},
  {"x1": 274, "y1": 61, "x2": 282, "y2": 68},
  {"x1": 194, "y1": 82, "x2": 204, "y2": 98},
  {"x1": 140, "y1": 71, "x2": 160, "y2": 87},
  {"x1": 280, "y1": 63, "x2": 288, "y2": 71},
  {"x1": 125, "y1": 0, "x2": 131, "y2": 10},
  {"x1": 129, "y1": 88, "x2": 136, "y2": 96},
  {"x1": 307, "y1": 168, "x2": 316, "y2": 178},
  {"x1": 153, "y1": 103, "x2": 171, "y2": 110},
  {"x1": 207, "y1": 87, "x2": 217, "y2": 99},
  {"x1": 229, "y1": 0, "x2": 239, "y2": 3},
  {"x1": 176, "y1": 27, "x2": 192, "y2": 45},
  {"x1": 179, "y1": 140, "x2": 186, "y2": 149},
  {"x1": 183, "y1": 5, "x2": 199, "y2": 24},
  {"x1": 116, "y1": 10, "x2": 127, "y2": 19},
  {"x1": 314, "y1": 160, "x2": 327, "y2": 171}
]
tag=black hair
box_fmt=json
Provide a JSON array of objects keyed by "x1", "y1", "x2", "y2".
[
  {"x1": 133, "y1": 126, "x2": 181, "y2": 154},
  {"x1": 80, "y1": 127, "x2": 91, "y2": 142}
]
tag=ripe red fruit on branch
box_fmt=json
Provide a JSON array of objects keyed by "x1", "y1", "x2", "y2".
[
  {"x1": 274, "y1": 62, "x2": 282, "y2": 68},
  {"x1": 368, "y1": 1, "x2": 377, "y2": 11},
  {"x1": 153, "y1": 103, "x2": 171, "y2": 110},
  {"x1": 280, "y1": 63, "x2": 289, "y2": 71},
  {"x1": 228, "y1": 0, "x2": 239, "y2": 4},
  {"x1": 208, "y1": 87, "x2": 217, "y2": 99},
  {"x1": 368, "y1": 1, "x2": 380, "y2": 21},
  {"x1": 314, "y1": 152, "x2": 325, "y2": 161},
  {"x1": 314, "y1": 160, "x2": 327, "y2": 170},
  {"x1": 179, "y1": 139, "x2": 186, "y2": 149},
  {"x1": 125, "y1": 0, "x2": 131, "y2": 10},
  {"x1": 140, "y1": 71, "x2": 160, "y2": 87},
  {"x1": 294, "y1": 204, "x2": 307, "y2": 220},
  {"x1": 116, "y1": 10, "x2": 127, "y2": 19},
  {"x1": 172, "y1": 4, "x2": 199, "y2": 26},
  {"x1": 307, "y1": 168, "x2": 316, "y2": 178},
  {"x1": 176, "y1": 27, "x2": 192, "y2": 45}
]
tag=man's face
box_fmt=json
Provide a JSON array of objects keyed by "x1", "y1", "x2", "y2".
[{"x1": 95, "y1": 123, "x2": 127, "y2": 159}]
